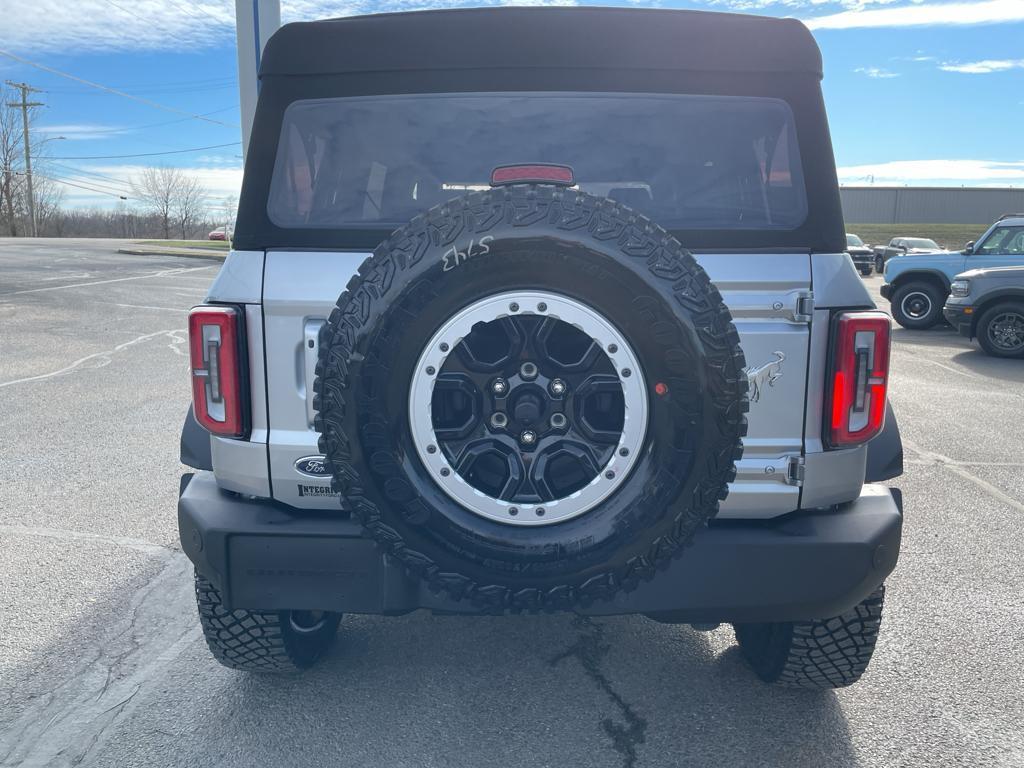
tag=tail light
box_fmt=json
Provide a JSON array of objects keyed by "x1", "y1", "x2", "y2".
[
  {"x1": 189, "y1": 305, "x2": 248, "y2": 438},
  {"x1": 826, "y1": 311, "x2": 890, "y2": 447}
]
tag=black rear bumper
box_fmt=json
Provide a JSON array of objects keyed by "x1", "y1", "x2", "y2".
[{"x1": 178, "y1": 472, "x2": 902, "y2": 623}]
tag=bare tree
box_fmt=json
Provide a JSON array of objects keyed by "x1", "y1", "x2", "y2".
[
  {"x1": 222, "y1": 194, "x2": 237, "y2": 244},
  {"x1": 131, "y1": 166, "x2": 183, "y2": 239},
  {"x1": 0, "y1": 84, "x2": 26, "y2": 236},
  {"x1": 33, "y1": 178, "x2": 64, "y2": 235},
  {"x1": 174, "y1": 174, "x2": 207, "y2": 239}
]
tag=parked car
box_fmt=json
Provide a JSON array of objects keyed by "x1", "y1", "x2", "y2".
[
  {"x1": 208, "y1": 225, "x2": 233, "y2": 241},
  {"x1": 944, "y1": 266, "x2": 1024, "y2": 358},
  {"x1": 178, "y1": 7, "x2": 903, "y2": 689},
  {"x1": 880, "y1": 215, "x2": 1024, "y2": 329},
  {"x1": 846, "y1": 233, "x2": 874, "y2": 276},
  {"x1": 873, "y1": 237, "x2": 944, "y2": 273}
]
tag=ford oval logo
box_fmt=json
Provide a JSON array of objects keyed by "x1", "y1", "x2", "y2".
[{"x1": 294, "y1": 455, "x2": 330, "y2": 477}]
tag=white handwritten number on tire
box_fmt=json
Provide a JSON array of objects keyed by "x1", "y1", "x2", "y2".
[{"x1": 442, "y1": 236, "x2": 494, "y2": 272}]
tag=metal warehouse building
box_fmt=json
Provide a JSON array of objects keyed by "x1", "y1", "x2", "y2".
[{"x1": 840, "y1": 187, "x2": 1024, "y2": 225}]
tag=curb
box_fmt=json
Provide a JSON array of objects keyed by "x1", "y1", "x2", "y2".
[{"x1": 117, "y1": 247, "x2": 227, "y2": 261}]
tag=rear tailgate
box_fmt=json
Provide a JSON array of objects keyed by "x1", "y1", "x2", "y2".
[{"x1": 263, "y1": 250, "x2": 813, "y2": 518}]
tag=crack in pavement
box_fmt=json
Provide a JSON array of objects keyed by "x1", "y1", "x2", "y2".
[
  {"x1": 0, "y1": 329, "x2": 186, "y2": 389},
  {"x1": 0, "y1": 525, "x2": 178, "y2": 556},
  {"x1": 903, "y1": 438, "x2": 1024, "y2": 514},
  {"x1": 0, "y1": 557, "x2": 199, "y2": 768},
  {"x1": 550, "y1": 616, "x2": 648, "y2": 768}
]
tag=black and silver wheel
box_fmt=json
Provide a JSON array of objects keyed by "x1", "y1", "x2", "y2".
[
  {"x1": 891, "y1": 281, "x2": 944, "y2": 330},
  {"x1": 733, "y1": 586, "x2": 885, "y2": 689},
  {"x1": 409, "y1": 291, "x2": 648, "y2": 526},
  {"x1": 314, "y1": 184, "x2": 748, "y2": 610},
  {"x1": 195, "y1": 572, "x2": 341, "y2": 671},
  {"x1": 977, "y1": 302, "x2": 1024, "y2": 358}
]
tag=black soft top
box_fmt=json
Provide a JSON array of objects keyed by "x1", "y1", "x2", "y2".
[
  {"x1": 260, "y1": 8, "x2": 823, "y2": 79},
  {"x1": 235, "y1": 8, "x2": 843, "y2": 253}
]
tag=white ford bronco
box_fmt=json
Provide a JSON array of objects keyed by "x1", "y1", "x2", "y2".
[{"x1": 178, "y1": 7, "x2": 904, "y2": 688}]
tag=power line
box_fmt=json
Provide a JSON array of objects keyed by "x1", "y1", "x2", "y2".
[
  {"x1": 36, "y1": 107, "x2": 238, "y2": 138},
  {"x1": 35, "y1": 163, "x2": 133, "y2": 195},
  {"x1": 98, "y1": 0, "x2": 189, "y2": 46},
  {"x1": 0, "y1": 49, "x2": 240, "y2": 129},
  {"x1": 41, "y1": 161, "x2": 133, "y2": 186},
  {"x1": 16, "y1": 171, "x2": 128, "y2": 199},
  {"x1": 45, "y1": 77, "x2": 237, "y2": 95},
  {"x1": 48, "y1": 82, "x2": 237, "y2": 96},
  {"x1": 51, "y1": 141, "x2": 241, "y2": 160}
]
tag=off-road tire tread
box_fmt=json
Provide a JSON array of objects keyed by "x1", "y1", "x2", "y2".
[
  {"x1": 313, "y1": 185, "x2": 748, "y2": 611},
  {"x1": 194, "y1": 572, "x2": 337, "y2": 671},
  {"x1": 734, "y1": 586, "x2": 885, "y2": 689}
]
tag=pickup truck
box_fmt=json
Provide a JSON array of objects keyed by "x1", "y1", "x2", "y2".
[
  {"x1": 880, "y1": 215, "x2": 1024, "y2": 329},
  {"x1": 873, "y1": 237, "x2": 944, "y2": 274}
]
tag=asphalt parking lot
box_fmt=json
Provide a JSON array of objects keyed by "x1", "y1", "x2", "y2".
[{"x1": 1, "y1": 239, "x2": 1023, "y2": 768}]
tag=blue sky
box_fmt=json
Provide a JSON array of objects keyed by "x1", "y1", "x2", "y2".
[{"x1": 1, "y1": 0, "x2": 1023, "y2": 208}]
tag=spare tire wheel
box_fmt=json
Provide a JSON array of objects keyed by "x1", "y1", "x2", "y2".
[{"x1": 314, "y1": 185, "x2": 748, "y2": 611}]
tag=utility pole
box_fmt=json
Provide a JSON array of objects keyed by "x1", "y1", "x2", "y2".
[{"x1": 6, "y1": 81, "x2": 44, "y2": 237}]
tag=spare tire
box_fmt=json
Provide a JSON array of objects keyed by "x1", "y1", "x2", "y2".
[{"x1": 314, "y1": 184, "x2": 747, "y2": 611}]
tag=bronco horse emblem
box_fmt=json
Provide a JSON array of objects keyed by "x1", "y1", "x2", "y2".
[{"x1": 745, "y1": 351, "x2": 786, "y2": 403}]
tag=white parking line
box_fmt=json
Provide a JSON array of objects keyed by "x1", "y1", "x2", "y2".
[
  {"x1": 3, "y1": 266, "x2": 216, "y2": 296},
  {"x1": 110, "y1": 303, "x2": 189, "y2": 313}
]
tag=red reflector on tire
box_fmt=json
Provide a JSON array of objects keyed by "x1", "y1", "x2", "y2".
[
  {"x1": 826, "y1": 311, "x2": 890, "y2": 447},
  {"x1": 491, "y1": 164, "x2": 575, "y2": 187},
  {"x1": 189, "y1": 305, "x2": 247, "y2": 438}
]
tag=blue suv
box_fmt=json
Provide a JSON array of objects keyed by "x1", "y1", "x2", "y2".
[{"x1": 880, "y1": 214, "x2": 1024, "y2": 329}]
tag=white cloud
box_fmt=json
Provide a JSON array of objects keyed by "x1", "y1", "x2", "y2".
[
  {"x1": 54, "y1": 163, "x2": 242, "y2": 209},
  {"x1": 854, "y1": 66, "x2": 900, "y2": 78},
  {"x1": 939, "y1": 58, "x2": 1024, "y2": 73},
  {"x1": 37, "y1": 123, "x2": 129, "y2": 141},
  {"x1": 1, "y1": 0, "x2": 576, "y2": 53},
  {"x1": 837, "y1": 159, "x2": 1024, "y2": 185},
  {"x1": 806, "y1": 0, "x2": 1024, "y2": 29}
]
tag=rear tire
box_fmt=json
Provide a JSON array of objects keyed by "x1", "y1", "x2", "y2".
[
  {"x1": 891, "y1": 282, "x2": 944, "y2": 329},
  {"x1": 976, "y1": 301, "x2": 1024, "y2": 358},
  {"x1": 195, "y1": 572, "x2": 341, "y2": 672},
  {"x1": 858, "y1": 266, "x2": 872, "y2": 277},
  {"x1": 733, "y1": 586, "x2": 884, "y2": 689}
]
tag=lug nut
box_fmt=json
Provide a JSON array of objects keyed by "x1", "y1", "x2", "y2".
[
  {"x1": 490, "y1": 412, "x2": 508, "y2": 429},
  {"x1": 520, "y1": 430, "x2": 537, "y2": 446},
  {"x1": 492, "y1": 378, "x2": 508, "y2": 395},
  {"x1": 549, "y1": 378, "x2": 566, "y2": 396},
  {"x1": 520, "y1": 362, "x2": 538, "y2": 381},
  {"x1": 550, "y1": 413, "x2": 567, "y2": 429}
]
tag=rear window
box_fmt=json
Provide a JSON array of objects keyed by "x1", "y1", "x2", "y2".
[{"x1": 267, "y1": 92, "x2": 807, "y2": 232}]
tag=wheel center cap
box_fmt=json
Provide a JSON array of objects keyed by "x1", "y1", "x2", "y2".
[{"x1": 512, "y1": 390, "x2": 545, "y2": 425}]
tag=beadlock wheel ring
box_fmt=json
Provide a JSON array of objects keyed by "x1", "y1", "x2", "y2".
[{"x1": 409, "y1": 291, "x2": 649, "y2": 526}]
